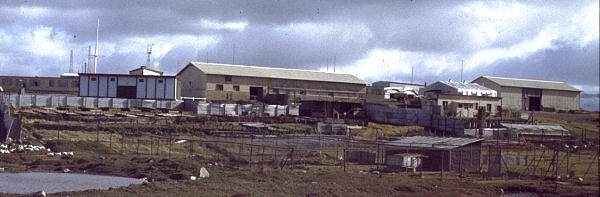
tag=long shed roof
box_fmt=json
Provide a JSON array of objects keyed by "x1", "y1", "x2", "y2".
[
  {"x1": 385, "y1": 136, "x2": 483, "y2": 150},
  {"x1": 474, "y1": 76, "x2": 581, "y2": 92},
  {"x1": 185, "y1": 62, "x2": 366, "y2": 84}
]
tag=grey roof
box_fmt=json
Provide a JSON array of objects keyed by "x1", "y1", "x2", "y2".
[
  {"x1": 500, "y1": 123, "x2": 570, "y2": 136},
  {"x1": 385, "y1": 136, "x2": 483, "y2": 150},
  {"x1": 187, "y1": 62, "x2": 366, "y2": 84},
  {"x1": 474, "y1": 76, "x2": 581, "y2": 92},
  {"x1": 438, "y1": 81, "x2": 494, "y2": 91}
]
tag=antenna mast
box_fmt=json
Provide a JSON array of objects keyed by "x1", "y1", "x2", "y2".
[
  {"x1": 69, "y1": 50, "x2": 74, "y2": 73},
  {"x1": 460, "y1": 60, "x2": 464, "y2": 82},
  {"x1": 145, "y1": 44, "x2": 153, "y2": 67},
  {"x1": 93, "y1": 18, "x2": 100, "y2": 73}
]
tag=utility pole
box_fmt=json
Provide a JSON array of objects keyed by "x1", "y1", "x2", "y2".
[
  {"x1": 69, "y1": 50, "x2": 74, "y2": 73},
  {"x1": 93, "y1": 18, "x2": 100, "y2": 73},
  {"x1": 460, "y1": 60, "x2": 464, "y2": 82}
]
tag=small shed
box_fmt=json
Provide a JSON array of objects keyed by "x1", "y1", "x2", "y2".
[
  {"x1": 385, "y1": 153, "x2": 425, "y2": 172},
  {"x1": 385, "y1": 136, "x2": 483, "y2": 172}
]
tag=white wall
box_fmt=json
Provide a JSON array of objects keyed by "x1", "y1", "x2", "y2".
[{"x1": 79, "y1": 74, "x2": 178, "y2": 100}]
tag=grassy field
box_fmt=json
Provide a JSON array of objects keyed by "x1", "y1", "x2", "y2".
[{"x1": 534, "y1": 112, "x2": 599, "y2": 139}]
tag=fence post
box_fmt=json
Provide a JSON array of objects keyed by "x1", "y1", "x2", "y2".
[
  {"x1": 343, "y1": 148, "x2": 346, "y2": 172},
  {"x1": 136, "y1": 138, "x2": 140, "y2": 155},
  {"x1": 109, "y1": 132, "x2": 112, "y2": 153},
  {"x1": 168, "y1": 136, "x2": 172, "y2": 159},
  {"x1": 290, "y1": 148, "x2": 295, "y2": 170},
  {"x1": 57, "y1": 130, "x2": 60, "y2": 141},
  {"x1": 121, "y1": 134, "x2": 125, "y2": 154}
]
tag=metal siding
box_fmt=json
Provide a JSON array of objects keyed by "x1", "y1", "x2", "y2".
[
  {"x1": 541, "y1": 89, "x2": 580, "y2": 110},
  {"x1": 79, "y1": 75, "x2": 89, "y2": 97},
  {"x1": 88, "y1": 75, "x2": 99, "y2": 97},
  {"x1": 165, "y1": 78, "x2": 175, "y2": 100},
  {"x1": 500, "y1": 86, "x2": 522, "y2": 110},
  {"x1": 136, "y1": 77, "x2": 145, "y2": 99},
  {"x1": 156, "y1": 78, "x2": 166, "y2": 99},
  {"x1": 117, "y1": 76, "x2": 136, "y2": 86},
  {"x1": 98, "y1": 76, "x2": 108, "y2": 97},
  {"x1": 147, "y1": 77, "x2": 156, "y2": 99},
  {"x1": 108, "y1": 76, "x2": 117, "y2": 97}
]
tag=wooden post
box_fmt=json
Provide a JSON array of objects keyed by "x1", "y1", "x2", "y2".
[
  {"x1": 109, "y1": 132, "x2": 112, "y2": 153},
  {"x1": 343, "y1": 148, "x2": 346, "y2": 172},
  {"x1": 121, "y1": 134, "x2": 125, "y2": 154},
  {"x1": 57, "y1": 130, "x2": 60, "y2": 141},
  {"x1": 290, "y1": 148, "x2": 295, "y2": 170}
]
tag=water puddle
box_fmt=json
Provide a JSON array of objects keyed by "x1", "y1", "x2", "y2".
[{"x1": 0, "y1": 172, "x2": 144, "y2": 194}]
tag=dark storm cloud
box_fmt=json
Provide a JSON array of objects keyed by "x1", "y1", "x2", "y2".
[{"x1": 0, "y1": 0, "x2": 598, "y2": 95}]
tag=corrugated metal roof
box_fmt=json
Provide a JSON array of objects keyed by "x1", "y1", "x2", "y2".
[
  {"x1": 500, "y1": 123, "x2": 570, "y2": 136},
  {"x1": 424, "y1": 81, "x2": 498, "y2": 97},
  {"x1": 188, "y1": 62, "x2": 366, "y2": 84},
  {"x1": 475, "y1": 76, "x2": 581, "y2": 92},
  {"x1": 439, "y1": 81, "x2": 493, "y2": 91},
  {"x1": 385, "y1": 136, "x2": 483, "y2": 150}
]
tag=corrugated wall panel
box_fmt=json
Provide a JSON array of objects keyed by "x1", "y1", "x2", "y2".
[
  {"x1": 98, "y1": 76, "x2": 108, "y2": 97},
  {"x1": 107, "y1": 76, "x2": 117, "y2": 97},
  {"x1": 136, "y1": 77, "x2": 146, "y2": 99},
  {"x1": 146, "y1": 78, "x2": 156, "y2": 99},
  {"x1": 165, "y1": 78, "x2": 175, "y2": 100},
  {"x1": 80, "y1": 75, "x2": 89, "y2": 97}
]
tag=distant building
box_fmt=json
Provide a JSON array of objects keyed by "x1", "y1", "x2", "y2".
[
  {"x1": 421, "y1": 81, "x2": 501, "y2": 118},
  {"x1": 367, "y1": 81, "x2": 425, "y2": 100},
  {"x1": 0, "y1": 75, "x2": 79, "y2": 95},
  {"x1": 129, "y1": 66, "x2": 164, "y2": 76},
  {"x1": 472, "y1": 76, "x2": 581, "y2": 111},
  {"x1": 78, "y1": 73, "x2": 180, "y2": 100},
  {"x1": 177, "y1": 62, "x2": 366, "y2": 117}
]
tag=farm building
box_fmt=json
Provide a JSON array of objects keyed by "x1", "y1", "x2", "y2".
[
  {"x1": 129, "y1": 66, "x2": 164, "y2": 76},
  {"x1": 472, "y1": 76, "x2": 581, "y2": 111},
  {"x1": 385, "y1": 136, "x2": 483, "y2": 172},
  {"x1": 78, "y1": 73, "x2": 180, "y2": 100},
  {"x1": 366, "y1": 81, "x2": 424, "y2": 106},
  {"x1": 421, "y1": 81, "x2": 501, "y2": 118},
  {"x1": 177, "y1": 62, "x2": 366, "y2": 117},
  {"x1": 0, "y1": 74, "x2": 79, "y2": 95}
]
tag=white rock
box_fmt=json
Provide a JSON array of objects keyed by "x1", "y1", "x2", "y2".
[
  {"x1": 190, "y1": 176, "x2": 197, "y2": 180},
  {"x1": 199, "y1": 167, "x2": 210, "y2": 178},
  {"x1": 47, "y1": 152, "x2": 55, "y2": 156},
  {"x1": 174, "y1": 139, "x2": 187, "y2": 144}
]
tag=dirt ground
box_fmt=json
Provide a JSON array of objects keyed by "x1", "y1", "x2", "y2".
[{"x1": 1, "y1": 110, "x2": 599, "y2": 196}]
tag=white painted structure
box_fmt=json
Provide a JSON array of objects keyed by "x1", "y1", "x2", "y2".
[{"x1": 79, "y1": 73, "x2": 179, "y2": 100}]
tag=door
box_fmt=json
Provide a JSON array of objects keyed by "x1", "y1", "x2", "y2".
[
  {"x1": 249, "y1": 86, "x2": 264, "y2": 100},
  {"x1": 116, "y1": 86, "x2": 136, "y2": 99}
]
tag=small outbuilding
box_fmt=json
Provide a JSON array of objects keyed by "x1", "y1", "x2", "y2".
[
  {"x1": 78, "y1": 73, "x2": 180, "y2": 100},
  {"x1": 385, "y1": 136, "x2": 483, "y2": 172}
]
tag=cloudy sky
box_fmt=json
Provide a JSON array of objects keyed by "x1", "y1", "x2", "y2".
[{"x1": 0, "y1": 0, "x2": 598, "y2": 94}]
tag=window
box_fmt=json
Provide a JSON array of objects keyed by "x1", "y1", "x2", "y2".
[
  {"x1": 138, "y1": 79, "x2": 144, "y2": 82},
  {"x1": 225, "y1": 75, "x2": 232, "y2": 82},
  {"x1": 475, "y1": 103, "x2": 479, "y2": 110},
  {"x1": 273, "y1": 88, "x2": 279, "y2": 94},
  {"x1": 486, "y1": 104, "x2": 492, "y2": 112},
  {"x1": 91, "y1": 77, "x2": 97, "y2": 81},
  {"x1": 158, "y1": 79, "x2": 164, "y2": 83},
  {"x1": 233, "y1": 85, "x2": 240, "y2": 91},
  {"x1": 442, "y1": 101, "x2": 448, "y2": 110},
  {"x1": 49, "y1": 80, "x2": 54, "y2": 87},
  {"x1": 110, "y1": 78, "x2": 116, "y2": 82},
  {"x1": 216, "y1": 84, "x2": 223, "y2": 91}
]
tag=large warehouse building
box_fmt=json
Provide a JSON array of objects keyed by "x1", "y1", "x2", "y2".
[
  {"x1": 472, "y1": 76, "x2": 581, "y2": 111},
  {"x1": 0, "y1": 74, "x2": 79, "y2": 95},
  {"x1": 177, "y1": 62, "x2": 366, "y2": 117}
]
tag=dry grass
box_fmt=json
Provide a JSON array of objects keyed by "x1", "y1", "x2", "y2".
[{"x1": 352, "y1": 123, "x2": 423, "y2": 140}]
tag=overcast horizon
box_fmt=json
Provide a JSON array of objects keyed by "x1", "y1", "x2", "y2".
[{"x1": 0, "y1": 1, "x2": 598, "y2": 96}]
